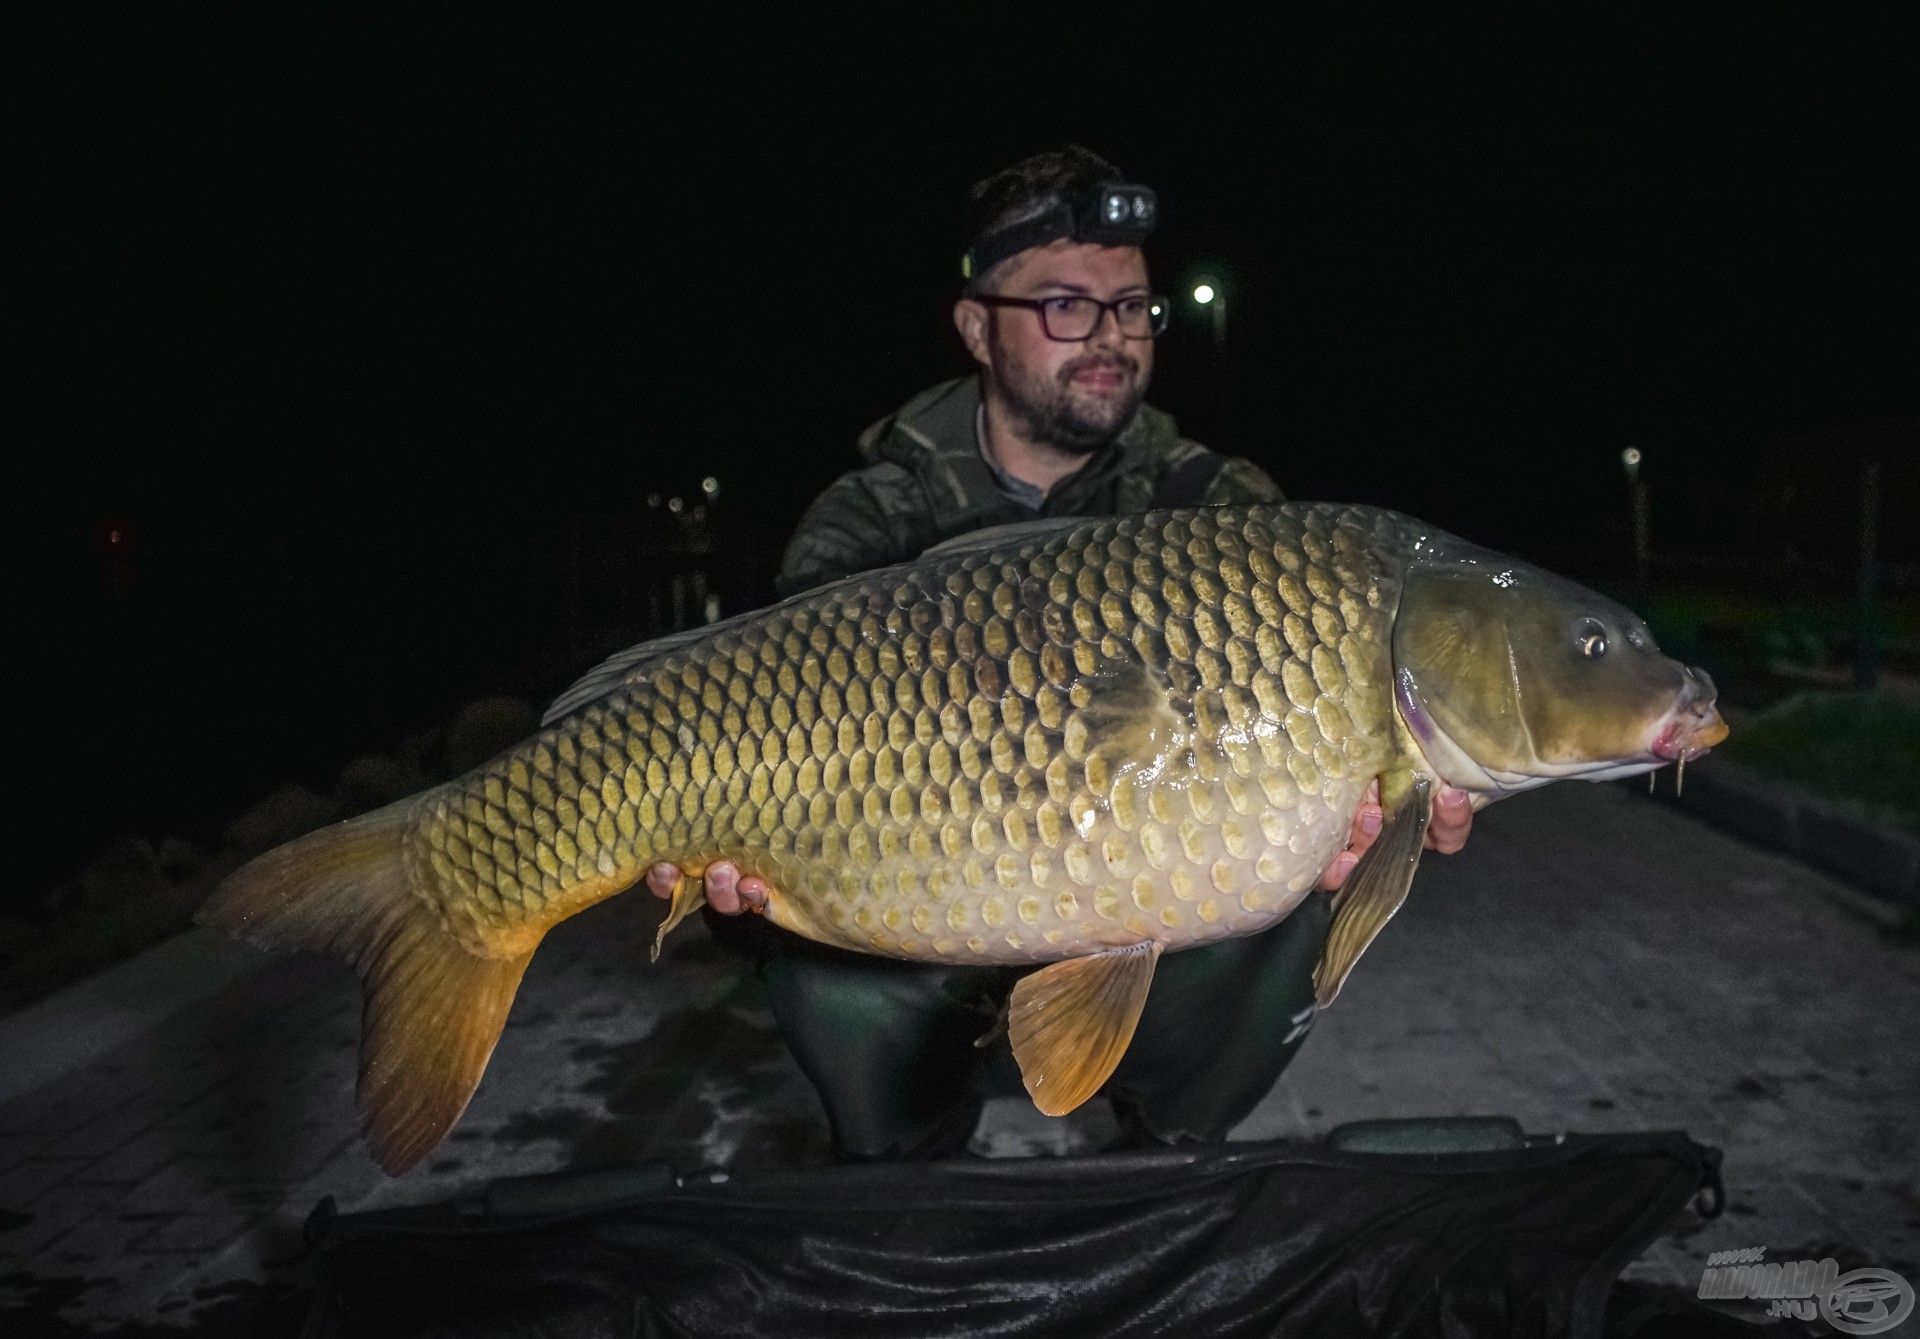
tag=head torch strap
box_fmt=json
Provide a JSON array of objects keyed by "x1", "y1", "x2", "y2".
[{"x1": 961, "y1": 183, "x2": 1158, "y2": 282}]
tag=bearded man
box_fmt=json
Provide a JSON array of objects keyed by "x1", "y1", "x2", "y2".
[
  {"x1": 648, "y1": 146, "x2": 1473, "y2": 1160},
  {"x1": 776, "y1": 148, "x2": 1276, "y2": 597}
]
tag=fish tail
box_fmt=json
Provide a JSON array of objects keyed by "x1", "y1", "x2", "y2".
[{"x1": 195, "y1": 797, "x2": 535, "y2": 1175}]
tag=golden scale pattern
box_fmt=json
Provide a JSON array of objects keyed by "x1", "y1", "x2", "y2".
[{"x1": 408, "y1": 504, "x2": 1417, "y2": 964}]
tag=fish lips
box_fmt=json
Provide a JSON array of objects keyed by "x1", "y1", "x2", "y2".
[{"x1": 1650, "y1": 666, "x2": 1728, "y2": 762}]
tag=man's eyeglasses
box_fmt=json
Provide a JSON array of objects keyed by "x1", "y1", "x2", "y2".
[{"x1": 972, "y1": 293, "x2": 1171, "y2": 342}]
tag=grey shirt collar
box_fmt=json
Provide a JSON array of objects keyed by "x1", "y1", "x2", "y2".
[{"x1": 974, "y1": 404, "x2": 1050, "y2": 512}]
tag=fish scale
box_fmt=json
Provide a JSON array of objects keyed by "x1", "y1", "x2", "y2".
[{"x1": 406, "y1": 503, "x2": 1412, "y2": 965}]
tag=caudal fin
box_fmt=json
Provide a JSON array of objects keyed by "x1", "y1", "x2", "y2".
[{"x1": 196, "y1": 801, "x2": 534, "y2": 1174}]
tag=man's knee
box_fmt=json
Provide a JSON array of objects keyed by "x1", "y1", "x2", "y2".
[
  {"x1": 759, "y1": 952, "x2": 1002, "y2": 1161},
  {"x1": 1108, "y1": 903, "x2": 1333, "y2": 1140}
]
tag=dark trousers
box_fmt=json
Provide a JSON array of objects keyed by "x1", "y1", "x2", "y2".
[{"x1": 711, "y1": 894, "x2": 1334, "y2": 1160}]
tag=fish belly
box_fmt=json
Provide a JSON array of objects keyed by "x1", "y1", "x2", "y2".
[{"x1": 408, "y1": 504, "x2": 1408, "y2": 965}]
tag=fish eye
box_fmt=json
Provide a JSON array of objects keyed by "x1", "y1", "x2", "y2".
[{"x1": 1578, "y1": 621, "x2": 1608, "y2": 658}]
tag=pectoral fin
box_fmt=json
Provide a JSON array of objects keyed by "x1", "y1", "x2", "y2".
[
  {"x1": 650, "y1": 874, "x2": 707, "y2": 963},
  {"x1": 1008, "y1": 941, "x2": 1162, "y2": 1116},
  {"x1": 1314, "y1": 771, "x2": 1432, "y2": 1008}
]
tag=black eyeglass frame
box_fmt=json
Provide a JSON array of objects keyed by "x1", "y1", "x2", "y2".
[{"x1": 970, "y1": 293, "x2": 1171, "y2": 342}]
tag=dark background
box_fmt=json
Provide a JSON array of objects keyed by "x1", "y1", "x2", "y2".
[{"x1": 13, "y1": 10, "x2": 1918, "y2": 905}]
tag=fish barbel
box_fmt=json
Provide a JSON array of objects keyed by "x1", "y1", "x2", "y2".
[{"x1": 199, "y1": 502, "x2": 1727, "y2": 1172}]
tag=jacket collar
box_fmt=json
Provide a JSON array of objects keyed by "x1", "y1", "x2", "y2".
[{"x1": 857, "y1": 375, "x2": 1180, "y2": 512}]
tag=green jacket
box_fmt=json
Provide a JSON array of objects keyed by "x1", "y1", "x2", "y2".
[{"x1": 777, "y1": 376, "x2": 1283, "y2": 595}]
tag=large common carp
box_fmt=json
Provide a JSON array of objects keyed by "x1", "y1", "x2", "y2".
[{"x1": 199, "y1": 503, "x2": 1726, "y2": 1172}]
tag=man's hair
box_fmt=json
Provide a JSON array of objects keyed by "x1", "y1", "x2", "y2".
[{"x1": 962, "y1": 145, "x2": 1125, "y2": 293}]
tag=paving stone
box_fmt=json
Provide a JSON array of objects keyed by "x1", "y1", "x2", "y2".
[
  {"x1": 0, "y1": 1091, "x2": 121, "y2": 1139},
  {"x1": 128, "y1": 1209, "x2": 263, "y2": 1255},
  {"x1": 0, "y1": 1158, "x2": 89, "y2": 1207},
  {"x1": 0, "y1": 1184, "x2": 116, "y2": 1263},
  {"x1": 1800, "y1": 802, "x2": 1920, "y2": 907},
  {"x1": 14, "y1": 1184, "x2": 159, "y2": 1268},
  {"x1": 110, "y1": 1162, "x2": 274, "y2": 1217},
  {"x1": 1676, "y1": 764, "x2": 1804, "y2": 860},
  {"x1": 0, "y1": 1130, "x2": 65, "y2": 1172},
  {"x1": 45, "y1": 1104, "x2": 165, "y2": 1163},
  {"x1": 71, "y1": 1126, "x2": 189, "y2": 1188}
]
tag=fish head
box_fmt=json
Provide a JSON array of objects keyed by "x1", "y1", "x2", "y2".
[{"x1": 1390, "y1": 551, "x2": 1727, "y2": 798}]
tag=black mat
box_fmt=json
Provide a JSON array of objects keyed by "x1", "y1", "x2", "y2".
[{"x1": 303, "y1": 1131, "x2": 1770, "y2": 1339}]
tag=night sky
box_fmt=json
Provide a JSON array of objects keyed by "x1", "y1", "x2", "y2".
[{"x1": 17, "y1": 11, "x2": 1918, "y2": 901}]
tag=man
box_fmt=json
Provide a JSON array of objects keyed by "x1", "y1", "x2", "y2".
[{"x1": 647, "y1": 147, "x2": 1472, "y2": 1159}]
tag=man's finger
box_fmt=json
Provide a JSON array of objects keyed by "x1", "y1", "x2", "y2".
[
  {"x1": 705, "y1": 860, "x2": 743, "y2": 915},
  {"x1": 644, "y1": 862, "x2": 679, "y2": 901},
  {"x1": 735, "y1": 876, "x2": 771, "y2": 912},
  {"x1": 1317, "y1": 849, "x2": 1360, "y2": 892},
  {"x1": 1425, "y1": 787, "x2": 1473, "y2": 854}
]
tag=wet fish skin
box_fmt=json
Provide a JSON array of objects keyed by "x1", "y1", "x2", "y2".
[{"x1": 407, "y1": 503, "x2": 1406, "y2": 967}]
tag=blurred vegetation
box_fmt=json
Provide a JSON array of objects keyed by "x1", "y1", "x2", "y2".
[
  {"x1": 1590, "y1": 577, "x2": 1919, "y2": 833},
  {"x1": 1719, "y1": 691, "x2": 1920, "y2": 835},
  {"x1": 1613, "y1": 582, "x2": 1920, "y2": 710}
]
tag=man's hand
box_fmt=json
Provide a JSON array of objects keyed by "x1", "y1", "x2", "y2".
[
  {"x1": 649, "y1": 783, "x2": 1475, "y2": 913},
  {"x1": 1315, "y1": 780, "x2": 1472, "y2": 892},
  {"x1": 646, "y1": 859, "x2": 768, "y2": 914}
]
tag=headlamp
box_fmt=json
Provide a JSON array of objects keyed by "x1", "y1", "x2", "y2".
[{"x1": 961, "y1": 182, "x2": 1158, "y2": 283}]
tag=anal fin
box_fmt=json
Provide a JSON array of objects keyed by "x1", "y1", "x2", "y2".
[
  {"x1": 1314, "y1": 771, "x2": 1432, "y2": 1008},
  {"x1": 651, "y1": 873, "x2": 708, "y2": 963},
  {"x1": 1008, "y1": 941, "x2": 1162, "y2": 1116}
]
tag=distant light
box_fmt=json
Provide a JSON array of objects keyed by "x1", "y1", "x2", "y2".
[
  {"x1": 1622, "y1": 447, "x2": 1642, "y2": 467},
  {"x1": 1192, "y1": 283, "x2": 1216, "y2": 305},
  {"x1": 646, "y1": 492, "x2": 662, "y2": 509},
  {"x1": 667, "y1": 496, "x2": 684, "y2": 514},
  {"x1": 701, "y1": 476, "x2": 720, "y2": 498}
]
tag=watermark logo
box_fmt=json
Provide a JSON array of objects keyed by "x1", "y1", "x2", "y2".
[{"x1": 1697, "y1": 1247, "x2": 1914, "y2": 1332}]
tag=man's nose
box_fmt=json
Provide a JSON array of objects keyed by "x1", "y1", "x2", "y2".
[{"x1": 1085, "y1": 305, "x2": 1127, "y2": 349}]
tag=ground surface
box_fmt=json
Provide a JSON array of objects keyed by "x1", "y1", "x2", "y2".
[{"x1": 2, "y1": 782, "x2": 1916, "y2": 1334}]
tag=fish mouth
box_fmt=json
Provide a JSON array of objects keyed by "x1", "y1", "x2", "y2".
[{"x1": 1651, "y1": 666, "x2": 1728, "y2": 762}]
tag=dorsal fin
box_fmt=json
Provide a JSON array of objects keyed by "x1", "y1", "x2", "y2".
[
  {"x1": 544, "y1": 606, "x2": 768, "y2": 725},
  {"x1": 921, "y1": 515, "x2": 1091, "y2": 559},
  {"x1": 544, "y1": 517, "x2": 1091, "y2": 725},
  {"x1": 542, "y1": 562, "x2": 898, "y2": 724}
]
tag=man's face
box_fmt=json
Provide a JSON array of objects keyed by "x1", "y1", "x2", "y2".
[{"x1": 956, "y1": 240, "x2": 1155, "y2": 454}]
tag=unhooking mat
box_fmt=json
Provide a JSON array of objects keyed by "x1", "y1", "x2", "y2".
[{"x1": 302, "y1": 1129, "x2": 1784, "y2": 1339}]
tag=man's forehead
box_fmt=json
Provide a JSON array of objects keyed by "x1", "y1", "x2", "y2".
[{"x1": 998, "y1": 240, "x2": 1150, "y2": 294}]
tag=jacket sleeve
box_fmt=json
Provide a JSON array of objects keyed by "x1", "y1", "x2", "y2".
[
  {"x1": 1203, "y1": 455, "x2": 1286, "y2": 506},
  {"x1": 776, "y1": 472, "x2": 914, "y2": 597}
]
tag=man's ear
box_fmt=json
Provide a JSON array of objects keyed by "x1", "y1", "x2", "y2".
[{"x1": 953, "y1": 298, "x2": 991, "y2": 368}]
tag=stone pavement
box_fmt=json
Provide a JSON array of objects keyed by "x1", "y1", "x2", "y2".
[{"x1": 2, "y1": 781, "x2": 1916, "y2": 1333}]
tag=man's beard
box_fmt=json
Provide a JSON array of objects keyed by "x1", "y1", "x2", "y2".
[{"x1": 991, "y1": 349, "x2": 1147, "y2": 455}]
